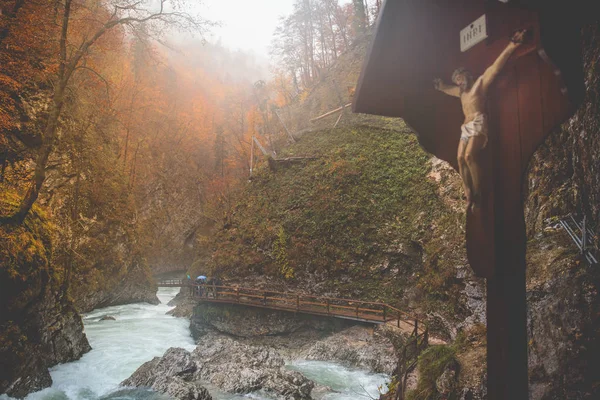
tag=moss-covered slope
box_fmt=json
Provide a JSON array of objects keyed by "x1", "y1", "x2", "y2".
[{"x1": 200, "y1": 125, "x2": 468, "y2": 316}]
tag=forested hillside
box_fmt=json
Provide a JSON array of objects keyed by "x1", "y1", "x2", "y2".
[
  {"x1": 198, "y1": 126, "x2": 471, "y2": 316},
  {"x1": 0, "y1": 0, "x2": 270, "y2": 311},
  {"x1": 2, "y1": 0, "x2": 598, "y2": 399},
  {"x1": 1, "y1": 0, "x2": 382, "y2": 396}
]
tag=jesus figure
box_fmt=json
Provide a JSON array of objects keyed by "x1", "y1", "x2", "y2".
[{"x1": 433, "y1": 29, "x2": 527, "y2": 212}]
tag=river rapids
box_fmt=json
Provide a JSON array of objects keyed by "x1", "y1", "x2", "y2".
[{"x1": 1, "y1": 287, "x2": 389, "y2": 400}]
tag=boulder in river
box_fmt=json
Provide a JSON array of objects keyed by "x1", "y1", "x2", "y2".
[
  {"x1": 122, "y1": 336, "x2": 314, "y2": 400},
  {"x1": 121, "y1": 348, "x2": 211, "y2": 400},
  {"x1": 298, "y1": 325, "x2": 397, "y2": 374},
  {"x1": 193, "y1": 334, "x2": 314, "y2": 399},
  {"x1": 99, "y1": 315, "x2": 116, "y2": 321}
]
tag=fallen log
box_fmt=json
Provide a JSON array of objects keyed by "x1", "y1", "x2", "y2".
[{"x1": 310, "y1": 103, "x2": 352, "y2": 122}]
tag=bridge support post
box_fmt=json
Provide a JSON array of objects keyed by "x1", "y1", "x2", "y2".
[
  {"x1": 236, "y1": 288, "x2": 240, "y2": 303},
  {"x1": 326, "y1": 299, "x2": 330, "y2": 315},
  {"x1": 296, "y1": 295, "x2": 300, "y2": 311},
  {"x1": 383, "y1": 306, "x2": 387, "y2": 322}
]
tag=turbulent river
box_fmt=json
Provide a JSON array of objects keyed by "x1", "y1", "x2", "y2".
[{"x1": 7, "y1": 287, "x2": 389, "y2": 400}]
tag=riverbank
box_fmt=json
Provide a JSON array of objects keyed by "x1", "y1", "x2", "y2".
[
  {"x1": 1, "y1": 287, "x2": 393, "y2": 400},
  {"x1": 123, "y1": 289, "x2": 400, "y2": 399}
]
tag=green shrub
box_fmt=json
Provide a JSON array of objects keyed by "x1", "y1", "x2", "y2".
[{"x1": 406, "y1": 345, "x2": 457, "y2": 400}]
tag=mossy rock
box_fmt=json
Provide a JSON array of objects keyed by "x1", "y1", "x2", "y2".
[{"x1": 0, "y1": 190, "x2": 56, "y2": 318}]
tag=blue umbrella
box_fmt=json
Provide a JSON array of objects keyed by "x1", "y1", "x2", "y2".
[{"x1": 196, "y1": 275, "x2": 207, "y2": 280}]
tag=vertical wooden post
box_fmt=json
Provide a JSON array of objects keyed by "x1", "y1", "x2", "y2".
[
  {"x1": 356, "y1": 304, "x2": 359, "y2": 318},
  {"x1": 263, "y1": 292, "x2": 267, "y2": 305},
  {"x1": 383, "y1": 306, "x2": 387, "y2": 322},
  {"x1": 296, "y1": 295, "x2": 300, "y2": 311},
  {"x1": 397, "y1": 312, "x2": 400, "y2": 328},
  {"x1": 414, "y1": 319, "x2": 419, "y2": 336},
  {"x1": 236, "y1": 288, "x2": 240, "y2": 303},
  {"x1": 486, "y1": 199, "x2": 528, "y2": 400},
  {"x1": 326, "y1": 299, "x2": 330, "y2": 315}
]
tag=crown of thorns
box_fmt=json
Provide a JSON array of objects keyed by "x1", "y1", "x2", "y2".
[{"x1": 452, "y1": 67, "x2": 472, "y2": 83}]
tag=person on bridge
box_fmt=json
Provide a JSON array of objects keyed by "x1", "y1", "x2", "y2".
[{"x1": 433, "y1": 29, "x2": 527, "y2": 212}]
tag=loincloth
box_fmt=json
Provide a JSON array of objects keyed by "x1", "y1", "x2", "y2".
[{"x1": 460, "y1": 113, "x2": 488, "y2": 147}]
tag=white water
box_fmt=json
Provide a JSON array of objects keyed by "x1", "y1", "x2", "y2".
[
  {"x1": 288, "y1": 361, "x2": 389, "y2": 400},
  {"x1": 3, "y1": 288, "x2": 389, "y2": 400}
]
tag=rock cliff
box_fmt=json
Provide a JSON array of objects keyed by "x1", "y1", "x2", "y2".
[
  {"x1": 73, "y1": 259, "x2": 159, "y2": 313},
  {"x1": 0, "y1": 199, "x2": 91, "y2": 398}
]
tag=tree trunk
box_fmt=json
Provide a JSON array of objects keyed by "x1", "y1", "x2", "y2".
[
  {"x1": 352, "y1": 0, "x2": 367, "y2": 36},
  {"x1": 64, "y1": 154, "x2": 82, "y2": 293},
  {"x1": 326, "y1": 9, "x2": 338, "y2": 60},
  {"x1": 4, "y1": 90, "x2": 65, "y2": 224},
  {"x1": 2, "y1": 0, "x2": 71, "y2": 225}
]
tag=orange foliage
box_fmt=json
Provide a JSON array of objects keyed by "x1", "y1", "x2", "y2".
[{"x1": 1, "y1": 0, "x2": 288, "y2": 241}]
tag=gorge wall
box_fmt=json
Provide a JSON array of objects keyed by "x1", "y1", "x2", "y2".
[
  {"x1": 521, "y1": 21, "x2": 600, "y2": 400},
  {"x1": 0, "y1": 201, "x2": 90, "y2": 398}
]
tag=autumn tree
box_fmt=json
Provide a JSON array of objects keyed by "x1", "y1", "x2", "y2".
[
  {"x1": 270, "y1": 0, "x2": 362, "y2": 93},
  {"x1": 352, "y1": 0, "x2": 367, "y2": 35},
  {"x1": 1, "y1": 0, "x2": 209, "y2": 225}
]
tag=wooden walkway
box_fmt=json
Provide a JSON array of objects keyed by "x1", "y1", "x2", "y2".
[{"x1": 158, "y1": 279, "x2": 428, "y2": 341}]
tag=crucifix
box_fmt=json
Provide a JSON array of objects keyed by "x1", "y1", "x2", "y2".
[{"x1": 352, "y1": 1, "x2": 585, "y2": 399}]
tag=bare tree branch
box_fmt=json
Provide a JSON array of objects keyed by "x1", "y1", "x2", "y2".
[{"x1": 73, "y1": 66, "x2": 111, "y2": 101}]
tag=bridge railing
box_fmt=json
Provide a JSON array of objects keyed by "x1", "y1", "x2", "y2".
[
  {"x1": 158, "y1": 279, "x2": 188, "y2": 286},
  {"x1": 173, "y1": 283, "x2": 427, "y2": 337}
]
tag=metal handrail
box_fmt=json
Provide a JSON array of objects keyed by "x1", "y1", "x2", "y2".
[{"x1": 559, "y1": 213, "x2": 598, "y2": 265}]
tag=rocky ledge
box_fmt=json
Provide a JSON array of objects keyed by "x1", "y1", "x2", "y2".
[
  {"x1": 122, "y1": 348, "x2": 212, "y2": 400},
  {"x1": 122, "y1": 337, "x2": 314, "y2": 400},
  {"x1": 297, "y1": 325, "x2": 397, "y2": 374},
  {"x1": 74, "y1": 261, "x2": 160, "y2": 313},
  {"x1": 188, "y1": 302, "x2": 400, "y2": 375},
  {"x1": 0, "y1": 290, "x2": 91, "y2": 398}
]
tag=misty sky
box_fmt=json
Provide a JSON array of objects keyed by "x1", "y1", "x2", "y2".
[{"x1": 199, "y1": 0, "x2": 352, "y2": 58}]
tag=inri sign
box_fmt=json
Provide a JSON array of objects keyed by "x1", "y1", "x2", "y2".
[{"x1": 461, "y1": 14, "x2": 488, "y2": 52}]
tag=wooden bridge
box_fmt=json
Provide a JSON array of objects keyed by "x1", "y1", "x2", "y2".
[{"x1": 158, "y1": 279, "x2": 428, "y2": 341}]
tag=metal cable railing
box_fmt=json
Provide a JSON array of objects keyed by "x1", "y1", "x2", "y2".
[{"x1": 559, "y1": 213, "x2": 598, "y2": 265}]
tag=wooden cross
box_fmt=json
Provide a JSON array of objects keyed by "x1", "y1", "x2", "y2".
[{"x1": 352, "y1": 1, "x2": 585, "y2": 399}]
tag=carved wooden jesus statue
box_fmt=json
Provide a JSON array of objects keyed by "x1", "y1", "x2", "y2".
[{"x1": 433, "y1": 30, "x2": 527, "y2": 212}]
